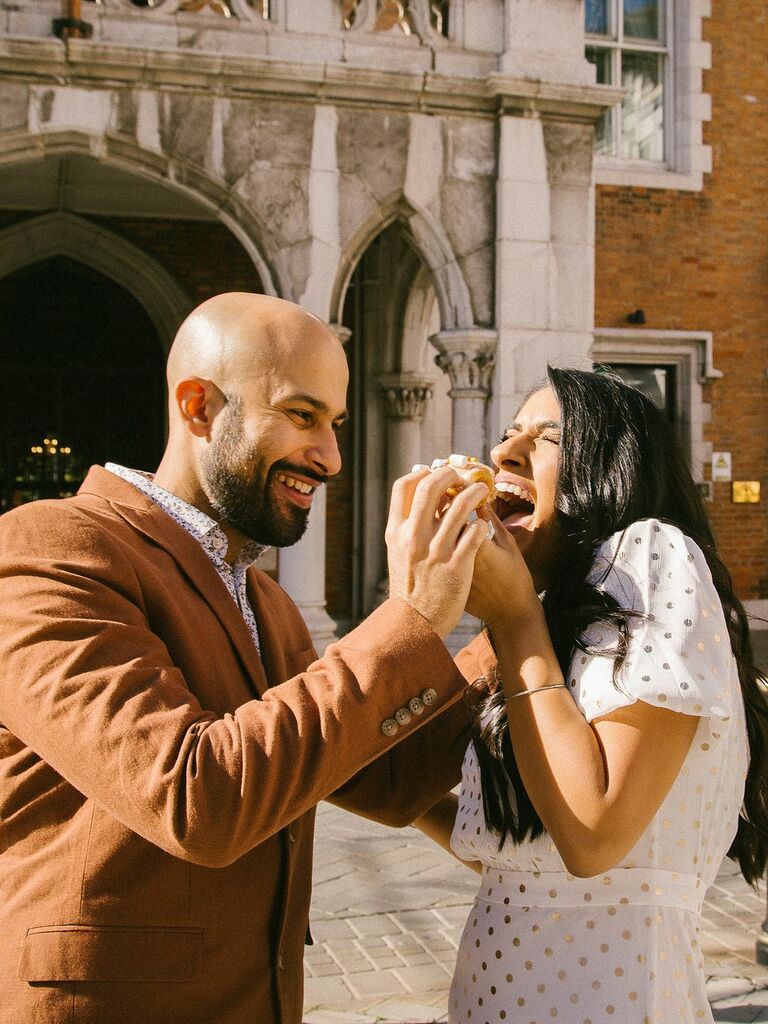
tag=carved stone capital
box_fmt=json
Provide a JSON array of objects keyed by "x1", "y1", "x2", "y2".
[
  {"x1": 430, "y1": 329, "x2": 498, "y2": 398},
  {"x1": 378, "y1": 373, "x2": 434, "y2": 421}
]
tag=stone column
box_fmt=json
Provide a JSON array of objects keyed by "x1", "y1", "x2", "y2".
[
  {"x1": 278, "y1": 105, "x2": 342, "y2": 655},
  {"x1": 376, "y1": 373, "x2": 434, "y2": 604},
  {"x1": 430, "y1": 329, "x2": 497, "y2": 654},
  {"x1": 430, "y1": 329, "x2": 498, "y2": 457},
  {"x1": 379, "y1": 373, "x2": 434, "y2": 488}
]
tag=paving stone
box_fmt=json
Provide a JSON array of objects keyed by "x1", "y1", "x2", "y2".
[
  {"x1": 392, "y1": 962, "x2": 453, "y2": 993},
  {"x1": 302, "y1": 974, "x2": 353, "y2": 1007},
  {"x1": 344, "y1": 969, "x2": 411, "y2": 999}
]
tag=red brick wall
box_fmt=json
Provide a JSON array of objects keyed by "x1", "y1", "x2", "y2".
[{"x1": 594, "y1": 2, "x2": 768, "y2": 600}]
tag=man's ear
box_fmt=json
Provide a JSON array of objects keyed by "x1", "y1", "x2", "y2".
[{"x1": 175, "y1": 378, "x2": 225, "y2": 438}]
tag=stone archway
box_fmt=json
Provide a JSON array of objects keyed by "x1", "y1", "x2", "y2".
[
  {"x1": 325, "y1": 220, "x2": 452, "y2": 631},
  {"x1": 0, "y1": 130, "x2": 284, "y2": 302},
  {"x1": 0, "y1": 255, "x2": 167, "y2": 509},
  {"x1": 0, "y1": 212, "x2": 193, "y2": 352},
  {"x1": 329, "y1": 198, "x2": 476, "y2": 335}
]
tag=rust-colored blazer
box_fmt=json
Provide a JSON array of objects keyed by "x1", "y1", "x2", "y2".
[{"x1": 0, "y1": 468, "x2": 486, "y2": 1024}]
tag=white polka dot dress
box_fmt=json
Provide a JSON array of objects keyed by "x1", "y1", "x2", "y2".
[{"x1": 450, "y1": 519, "x2": 749, "y2": 1024}]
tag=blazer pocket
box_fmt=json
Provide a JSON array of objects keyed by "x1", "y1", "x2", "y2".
[{"x1": 18, "y1": 924, "x2": 204, "y2": 983}]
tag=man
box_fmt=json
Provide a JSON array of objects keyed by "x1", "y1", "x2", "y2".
[{"x1": 0, "y1": 294, "x2": 489, "y2": 1023}]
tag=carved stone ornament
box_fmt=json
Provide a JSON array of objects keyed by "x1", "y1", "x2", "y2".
[
  {"x1": 379, "y1": 375, "x2": 434, "y2": 421},
  {"x1": 433, "y1": 349, "x2": 496, "y2": 396},
  {"x1": 84, "y1": 0, "x2": 270, "y2": 18},
  {"x1": 340, "y1": 0, "x2": 447, "y2": 38}
]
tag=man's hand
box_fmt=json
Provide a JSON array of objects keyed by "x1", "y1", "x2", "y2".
[{"x1": 386, "y1": 468, "x2": 488, "y2": 639}]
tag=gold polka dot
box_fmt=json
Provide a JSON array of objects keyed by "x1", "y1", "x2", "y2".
[
  {"x1": 538, "y1": 983, "x2": 546, "y2": 994},
  {"x1": 606, "y1": 1007, "x2": 615, "y2": 1016},
  {"x1": 600, "y1": 943, "x2": 609, "y2": 953},
  {"x1": 622, "y1": 930, "x2": 632, "y2": 940},
  {"x1": 570, "y1": 994, "x2": 579, "y2": 1004},
  {"x1": 629, "y1": 992, "x2": 638, "y2": 1001}
]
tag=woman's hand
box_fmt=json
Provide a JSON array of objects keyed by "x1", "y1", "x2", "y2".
[
  {"x1": 466, "y1": 509, "x2": 540, "y2": 627},
  {"x1": 386, "y1": 468, "x2": 489, "y2": 639}
]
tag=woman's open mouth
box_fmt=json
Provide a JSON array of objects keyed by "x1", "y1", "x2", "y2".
[{"x1": 494, "y1": 480, "x2": 536, "y2": 530}]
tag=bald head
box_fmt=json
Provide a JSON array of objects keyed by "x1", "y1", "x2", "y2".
[
  {"x1": 167, "y1": 293, "x2": 343, "y2": 399},
  {"x1": 155, "y1": 292, "x2": 349, "y2": 551}
]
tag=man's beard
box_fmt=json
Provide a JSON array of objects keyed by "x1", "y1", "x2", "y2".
[{"x1": 201, "y1": 402, "x2": 320, "y2": 548}]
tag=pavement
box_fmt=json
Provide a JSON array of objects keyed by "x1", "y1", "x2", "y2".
[{"x1": 304, "y1": 802, "x2": 768, "y2": 1023}]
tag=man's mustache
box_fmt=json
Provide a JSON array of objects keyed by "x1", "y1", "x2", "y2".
[{"x1": 271, "y1": 462, "x2": 328, "y2": 487}]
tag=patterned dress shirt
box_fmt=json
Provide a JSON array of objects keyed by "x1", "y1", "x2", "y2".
[{"x1": 106, "y1": 464, "x2": 267, "y2": 654}]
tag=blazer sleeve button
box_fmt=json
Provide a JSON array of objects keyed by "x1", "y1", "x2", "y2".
[
  {"x1": 408, "y1": 696, "x2": 425, "y2": 716},
  {"x1": 421, "y1": 687, "x2": 438, "y2": 707},
  {"x1": 381, "y1": 718, "x2": 399, "y2": 737},
  {"x1": 395, "y1": 706, "x2": 412, "y2": 726}
]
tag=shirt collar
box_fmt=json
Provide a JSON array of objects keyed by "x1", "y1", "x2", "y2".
[{"x1": 105, "y1": 464, "x2": 268, "y2": 569}]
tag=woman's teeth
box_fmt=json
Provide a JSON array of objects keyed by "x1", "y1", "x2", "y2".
[
  {"x1": 277, "y1": 474, "x2": 315, "y2": 495},
  {"x1": 495, "y1": 480, "x2": 534, "y2": 505}
]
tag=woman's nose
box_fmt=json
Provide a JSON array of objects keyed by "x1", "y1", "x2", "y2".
[{"x1": 491, "y1": 434, "x2": 527, "y2": 471}]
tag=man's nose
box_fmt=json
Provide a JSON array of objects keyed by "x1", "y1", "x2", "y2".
[{"x1": 307, "y1": 429, "x2": 342, "y2": 478}]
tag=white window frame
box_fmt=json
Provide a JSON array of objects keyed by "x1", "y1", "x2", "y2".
[
  {"x1": 590, "y1": 0, "x2": 712, "y2": 191},
  {"x1": 592, "y1": 327, "x2": 721, "y2": 486}
]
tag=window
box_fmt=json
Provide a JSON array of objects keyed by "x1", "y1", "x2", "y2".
[
  {"x1": 587, "y1": 0, "x2": 712, "y2": 191},
  {"x1": 586, "y1": 0, "x2": 667, "y2": 162},
  {"x1": 592, "y1": 328, "x2": 722, "y2": 486},
  {"x1": 600, "y1": 362, "x2": 678, "y2": 422}
]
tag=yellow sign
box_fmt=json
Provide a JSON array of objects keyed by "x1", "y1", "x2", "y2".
[{"x1": 732, "y1": 481, "x2": 761, "y2": 504}]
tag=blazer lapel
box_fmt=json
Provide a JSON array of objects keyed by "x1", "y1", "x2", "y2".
[
  {"x1": 78, "y1": 467, "x2": 270, "y2": 698},
  {"x1": 246, "y1": 573, "x2": 310, "y2": 690}
]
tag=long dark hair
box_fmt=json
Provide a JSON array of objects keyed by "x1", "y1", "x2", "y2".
[{"x1": 472, "y1": 366, "x2": 768, "y2": 885}]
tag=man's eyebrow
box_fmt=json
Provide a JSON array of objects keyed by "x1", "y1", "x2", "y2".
[{"x1": 282, "y1": 393, "x2": 349, "y2": 421}]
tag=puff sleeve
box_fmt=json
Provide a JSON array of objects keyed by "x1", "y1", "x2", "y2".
[{"x1": 571, "y1": 519, "x2": 735, "y2": 725}]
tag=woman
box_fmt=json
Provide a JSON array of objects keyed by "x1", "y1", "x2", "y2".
[{"x1": 415, "y1": 367, "x2": 768, "y2": 1024}]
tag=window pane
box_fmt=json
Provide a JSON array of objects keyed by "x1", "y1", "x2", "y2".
[
  {"x1": 586, "y1": 47, "x2": 614, "y2": 155},
  {"x1": 621, "y1": 51, "x2": 664, "y2": 161},
  {"x1": 586, "y1": 46, "x2": 612, "y2": 85},
  {"x1": 623, "y1": 0, "x2": 660, "y2": 40},
  {"x1": 585, "y1": 0, "x2": 610, "y2": 35},
  {"x1": 597, "y1": 363, "x2": 677, "y2": 422}
]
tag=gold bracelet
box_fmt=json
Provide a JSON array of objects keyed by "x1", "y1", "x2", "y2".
[{"x1": 505, "y1": 683, "x2": 568, "y2": 700}]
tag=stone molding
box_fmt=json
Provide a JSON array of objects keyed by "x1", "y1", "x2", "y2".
[
  {"x1": 0, "y1": 210, "x2": 193, "y2": 350},
  {"x1": 0, "y1": 39, "x2": 623, "y2": 124},
  {"x1": 430, "y1": 328, "x2": 497, "y2": 398},
  {"x1": 378, "y1": 373, "x2": 433, "y2": 421}
]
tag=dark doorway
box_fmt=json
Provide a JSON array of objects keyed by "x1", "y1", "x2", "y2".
[{"x1": 0, "y1": 256, "x2": 166, "y2": 510}]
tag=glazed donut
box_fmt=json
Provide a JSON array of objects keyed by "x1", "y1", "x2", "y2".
[{"x1": 411, "y1": 453, "x2": 496, "y2": 507}]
